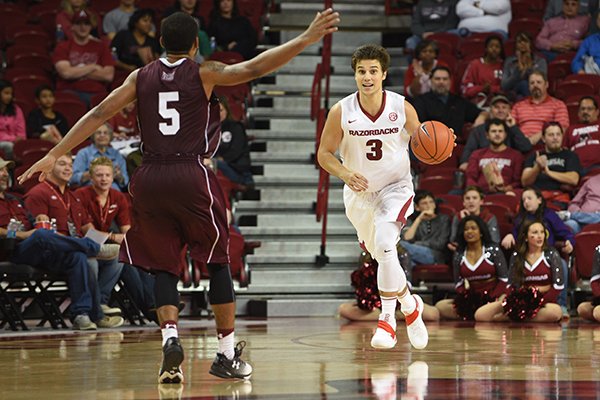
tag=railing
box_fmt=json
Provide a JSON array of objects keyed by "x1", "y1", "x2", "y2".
[{"x1": 313, "y1": 0, "x2": 333, "y2": 266}]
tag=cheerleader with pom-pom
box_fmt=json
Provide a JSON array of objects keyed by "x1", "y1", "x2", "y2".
[
  {"x1": 577, "y1": 246, "x2": 600, "y2": 322},
  {"x1": 477, "y1": 220, "x2": 564, "y2": 322},
  {"x1": 338, "y1": 248, "x2": 440, "y2": 322},
  {"x1": 435, "y1": 215, "x2": 509, "y2": 321}
]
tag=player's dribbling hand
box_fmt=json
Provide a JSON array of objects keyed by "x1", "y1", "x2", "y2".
[
  {"x1": 342, "y1": 171, "x2": 368, "y2": 192},
  {"x1": 302, "y1": 8, "x2": 340, "y2": 44},
  {"x1": 17, "y1": 154, "x2": 57, "y2": 184}
]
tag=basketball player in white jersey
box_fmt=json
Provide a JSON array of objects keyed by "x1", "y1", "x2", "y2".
[{"x1": 317, "y1": 44, "x2": 428, "y2": 350}]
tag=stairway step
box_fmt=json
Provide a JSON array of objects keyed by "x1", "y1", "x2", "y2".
[
  {"x1": 247, "y1": 129, "x2": 315, "y2": 141},
  {"x1": 249, "y1": 107, "x2": 310, "y2": 119},
  {"x1": 250, "y1": 152, "x2": 312, "y2": 163},
  {"x1": 251, "y1": 240, "x2": 359, "y2": 255},
  {"x1": 263, "y1": 141, "x2": 315, "y2": 152},
  {"x1": 258, "y1": 187, "x2": 344, "y2": 201},
  {"x1": 269, "y1": 12, "x2": 411, "y2": 32},
  {"x1": 236, "y1": 200, "x2": 344, "y2": 213},
  {"x1": 248, "y1": 252, "x2": 357, "y2": 264},
  {"x1": 240, "y1": 225, "x2": 355, "y2": 238},
  {"x1": 247, "y1": 213, "x2": 352, "y2": 227}
]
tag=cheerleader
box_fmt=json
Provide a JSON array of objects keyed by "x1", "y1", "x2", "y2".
[
  {"x1": 577, "y1": 246, "x2": 600, "y2": 322},
  {"x1": 338, "y1": 249, "x2": 440, "y2": 322},
  {"x1": 436, "y1": 215, "x2": 509, "y2": 321},
  {"x1": 477, "y1": 220, "x2": 564, "y2": 322}
]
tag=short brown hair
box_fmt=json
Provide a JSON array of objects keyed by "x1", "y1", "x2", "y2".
[
  {"x1": 351, "y1": 44, "x2": 390, "y2": 72},
  {"x1": 89, "y1": 156, "x2": 114, "y2": 176},
  {"x1": 464, "y1": 185, "x2": 484, "y2": 200}
]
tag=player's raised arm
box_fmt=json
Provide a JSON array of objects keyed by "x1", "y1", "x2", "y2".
[
  {"x1": 200, "y1": 8, "x2": 340, "y2": 90},
  {"x1": 317, "y1": 103, "x2": 368, "y2": 192},
  {"x1": 18, "y1": 71, "x2": 138, "y2": 184}
]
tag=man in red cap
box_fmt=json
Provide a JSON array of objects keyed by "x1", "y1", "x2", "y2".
[{"x1": 53, "y1": 10, "x2": 115, "y2": 108}]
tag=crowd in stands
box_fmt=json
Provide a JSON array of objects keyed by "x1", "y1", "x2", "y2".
[{"x1": 0, "y1": 0, "x2": 259, "y2": 330}]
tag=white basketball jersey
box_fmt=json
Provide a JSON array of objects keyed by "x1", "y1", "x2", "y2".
[{"x1": 339, "y1": 90, "x2": 412, "y2": 192}]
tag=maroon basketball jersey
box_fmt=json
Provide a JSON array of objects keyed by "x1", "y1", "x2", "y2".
[{"x1": 136, "y1": 58, "x2": 221, "y2": 157}]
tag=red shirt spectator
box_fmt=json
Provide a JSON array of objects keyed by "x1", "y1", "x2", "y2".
[
  {"x1": 0, "y1": 195, "x2": 32, "y2": 230},
  {"x1": 564, "y1": 123, "x2": 600, "y2": 171},
  {"x1": 53, "y1": 11, "x2": 115, "y2": 97},
  {"x1": 460, "y1": 36, "x2": 504, "y2": 104},
  {"x1": 25, "y1": 181, "x2": 91, "y2": 236},
  {"x1": 109, "y1": 102, "x2": 139, "y2": 138},
  {"x1": 75, "y1": 185, "x2": 130, "y2": 232},
  {"x1": 56, "y1": 2, "x2": 102, "y2": 41}
]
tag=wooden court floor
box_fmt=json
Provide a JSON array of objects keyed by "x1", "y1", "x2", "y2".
[{"x1": 1, "y1": 317, "x2": 600, "y2": 399}]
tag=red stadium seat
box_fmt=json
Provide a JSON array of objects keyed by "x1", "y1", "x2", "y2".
[
  {"x1": 438, "y1": 194, "x2": 464, "y2": 211},
  {"x1": 418, "y1": 176, "x2": 454, "y2": 195},
  {"x1": 428, "y1": 32, "x2": 461, "y2": 55},
  {"x1": 511, "y1": 2, "x2": 544, "y2": 20},
  {"x1": 554, "y1": 81, "x2": 595, "y2": 101},
  {"x1": 238, "y1": 0, "x2": 266, "y2": 36},
  {"x1": 12, "y1": 53, "x2": 53, "y2": 73},
  {"x1": 485, "y1": 193, "x2": 519, "y2": 212},
  {"x1": 482, "y1": 202, "x2": 514, "y2": 224},
  {"x1": 54, "y1": 91, "x2": 83, "y2": 104},
  {"x1": 3, "y1": 67, "x2": 52, "y2": 82},
  {"x1": 503, "y1": 38, "x2": 516, "y2": 57},
  {"x1": 214, "y1": 83, "x2": 251, "y2": 122},
  {"x1": 11, "y1": 75, "x2": 53, "y2": 105},
  {"x1": 509, "y1": 18, "x2": 544, "y2": 39},
  {"x1": 209, "y1": 51, "x2": 245, "y2": 65},
  {"x1": 581, "y1": 223, "x2": 600, "y2": 233},
  {"x1": 13, "y1": 30, "x2": 52, "y2": 50},
  {"x1": 562, "y1": 74, "x2": 600, "y2": 92},
  {"x1": 14, "y1": 99, "x2": 34, "y2": 117},
  {"x1": 547, "y1": 60, "x2": 573, "y2": 86},
  {"x1": 573, "y1": 231, "x2": 600, "y2": 279},
  {"x1": 54, "y1": 99, "x2": 88, "y2": 127},
  {"x1": 412, "y1": 264, "x2": 453, "y2": 285},
  {"x1": 13, "y1": 139, "x2": 53, "y2": 163},
  {"x1": 457, "y1": 38, "x2": 485, "y2": 60},
  {"x1": 35, "y1": 9, "x2": 58, "y2": 39},
  {"x1": 438, "y1": 203, "x2": 457, "y2": 217},
  {"x1": 498, "y1": 221, "x2": 513, "y2": 239}
]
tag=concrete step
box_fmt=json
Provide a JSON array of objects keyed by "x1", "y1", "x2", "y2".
[
  {"x1": 247, "y1": 251, "x2": 357, "y2": 264},
  {"x1": 258, "y1": 187, "x2": 343, "y2": 201},
  {"x1": 240, "y1": 224, "x2": 355, "y2": 239},
  {"x1": 247, "y1": 129, "x2": 315, "y2": 141},
  {"x1": 250, "y1": 151, "x2": 312, "y2": 163},
  {"x1": 253, "y1": 174, "x2": 344, "y2": 187},
  {"x1": 248, "y1": 213, "x2": 352, "y2": 228},
  {"x1": 251, "y1": 240, "x2": 359, "y2": 256},
  {"x1": 263, "y1": 141, "x2": 315, "y2": 153},
  {"x1": 249, "y1": 107, "x2": 310, "y2": 119},
  {"x1": 269, "y1": 12, "x2": 411, "y2": 32},
  {"x1": 267, "y1": 118, "x2": 315, "y2": 131},
  {"x1": 276, "y1": 74, "x2": 356, "y2": 89},
  {"x1": 236, "y1": 200, "x2": 344, "y2": 213}
]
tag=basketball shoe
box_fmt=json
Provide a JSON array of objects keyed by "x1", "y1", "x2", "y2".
[
  {"x1": 209, "y1": 341, "x2": 253, "y2": 380},
  {"x1": 370, "y1": 314, "x2": 397, "y2": 349},
  {"x1": 403, "y1": 295, "x2": 428, "y2": 350},
  {"x1": 158, "y1": 337, "x2": 185, "y2": 384}
]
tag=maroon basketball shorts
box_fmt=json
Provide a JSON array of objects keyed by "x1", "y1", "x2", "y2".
[{"x1": 120, "y1": 158, "x2": 230, "y2": 275}]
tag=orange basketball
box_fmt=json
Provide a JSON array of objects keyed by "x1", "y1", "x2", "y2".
[{"x1": 410, "y1": 120, "x2": 455, "y2": 165}]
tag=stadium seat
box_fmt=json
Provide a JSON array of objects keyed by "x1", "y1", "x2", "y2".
[
  {"x1": 581, "y1": 223, "x2": 600, "y2": 233},
  {"x1": 509, "y1": 18, "x2": 544, "y2": 39},
  {"x1": 428, "y1": 32, "x2": 461, "y2": 55},
  {"x1": 503, "y1": 38, "x2": 515, "y2": 57},
  {"x1": 418, "y1": 176, "x2": 455, "y2": 195},
  {"x1": 210, "y1": 50, "x2": 245, "y2": 65},
  {"x1": 3, "y1": 67, "x2": 51, "y2": 82},
  {"x1": 457, "y1": 38, "x2": 486, "y2": 60},
  {"x1": 573, "y1": 231, "x2": 600, "y2": 279},
  {"x1": 412, "y1": 263, "x2": 453, "y2": 285},
  {"x1": 13, "y1": 30, "x2": 52, "y2": 50},
  {"x1": 12, "y1": 53, "x2": 53, "y2": 73},
  {"x1": 437, "y1": 193, "x2": 463, "y2": 211},
  {"x1": 13, "y1": 139, "x2": 53, "y2": 161},
  {"x1": 554, "y1": 81, "x2": 595, "y2": 100},
  {"x1": 547, "y1": 60, "x2": 573, "y2": 89},
  {"x1": 12, "y1": 75, "x2": 53, "y2": 105},
  {"x1": 14, "y1": 99, "x2": 34, "y2": 117},
  {"x1": 562, "y1": 74, "x2": 600, "y2": 93},
  {"x1": 485, "y1": 193, "x2": 519, "y2": 211},
  {"x1": 54, "y1": 99, "x2": 88, "y2": 127},
  {"x1": 498, "y1": 221, "x2": 514, "y2": 239},
  {"x1": 238, "y1": 0, "x2": 266, "y2": 37},
  {"x1": 482, "y1": 202, "x2": 514, "y2": 224},
  {"x1": 214, "y1": 83, "x2": 251, "y2": 122},
  {"x1": 438, "y1": 203, "x2": 457, "y2": 217},
  {"x1": 511, "y1": 2, "x2": 544, "y2": 20}
]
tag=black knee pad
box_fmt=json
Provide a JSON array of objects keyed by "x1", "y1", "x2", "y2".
[
  {"x1": 207, "y1": 263, "x2": 235, "y2": 304},
  {"x1": 154, "y1": 272, "x2": 180, "y2": 308}
]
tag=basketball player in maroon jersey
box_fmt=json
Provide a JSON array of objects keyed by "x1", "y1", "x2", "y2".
[{"x1": 19, "y1": 10, "x2": 340, "y2": 384}]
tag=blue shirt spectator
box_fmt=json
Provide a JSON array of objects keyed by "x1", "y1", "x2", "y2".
[{"x1": 71, "y1": 123, "x2": 128, "y2": 190}]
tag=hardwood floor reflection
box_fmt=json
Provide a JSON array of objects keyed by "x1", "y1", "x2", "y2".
[{"x1": 1, "y1": 318, "x2": 599, "y2": 399}]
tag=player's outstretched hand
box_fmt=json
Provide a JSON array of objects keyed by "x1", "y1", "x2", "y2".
[
  {"x1": 17, "y1": 154, "x2": 57, "y2": 184},
  {"x1": 301, "y1": 8, "x2": 340, "y2": 45},
  {"x1": 342, "y1": 171, "x2": 368, "y2": 192}
]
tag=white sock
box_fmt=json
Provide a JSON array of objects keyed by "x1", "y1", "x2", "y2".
[
  {"x1": 161, "y1": 321, "x2": 178, "y2": 347},
  {"x1": 379, "y1": 296, "x2": 397, "y2": 330},
  {"x1": 398, "y1": 290, "x2": 416, "y2": 315},
  {"x1": 218, "y1": 331, "x2": 235, "y2": 359}
]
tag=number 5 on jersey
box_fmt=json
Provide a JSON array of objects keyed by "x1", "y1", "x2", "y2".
[{"x1": 159, "y1": 91, "x2": 180, "y2": 136}]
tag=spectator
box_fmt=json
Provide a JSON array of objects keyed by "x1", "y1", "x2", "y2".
[
  {"x1": 0, "y1": 157, "x2": 123, "y2": 330},
  {"x1": 460, "y1": 35, "x2": 505, "y2": 105},
  {"x1": 405, "y1": 0, "x2": 459, "y2": 56},
  {"x1": 71, "y1": 123, "x2": 129, "y2": 191},
  {"x1": 56, "y1": 0, "x2": 102, "y2": 41},
  {"x1": 24, "y1": 154, "x2": 124, "y2": 329},
  {"x1": 0, "y1": 80, "x2": 25, "y2": 159},
  {"x1": 216, "y1": 97, "x2": 254, "y2": 187},
  {"x1": 111, "y1": 9, "x2": 161, "y2": 73},
  {"x1": 459, "y1": 94, "x2": 531, "y2": 170},
  {"x1": 511, "y1": 70, "x2": 569, "y2": 146},
  {"x1": 572, "y1": 13, "x2": 600, "y2": 73},
  {"x1": 338, "y1": 251, "x2": 440, "y2": 322},
  {"x1": 501, "y1": 32, "x2": 548, "y2": 100},
  {"x1": 448, "y1": 185, "x2": 501, "y2": 251},
  {"x1": 544, "y1": 0, "x2": 596, "y2": 20},
  {"x1": 53, "y1": 10, "x2": 115, "y2": 107},
  {"x1": 562, "y1": 174, "x2": 600, "y2": 233},
  {"x1": 501, "y1": 188, "x2": 575, "y2": 255},
  {"x1": 163, "y1": 0, "x2": 213, "y2": 61},
  {"x1": 75, "y1": 156, "x2": 156, "y2": 320},
  {"x1": 465, "y1": 118, "x2": 524, "y2": 195},
  {"x1": 477, "y1": 220, "x2": 564, "y2": 323},
  {"x1": 535, "y1": 0, "x2": 590, "y2": 62},
  {"x1": 436, "y1": 215, "x2": 508, "y2": 320},
  {"x1": 456, "y1": 0, "x2": 512, "y2": 37},
  {"x1": 208, "y1": 0, "x2": 257, "y2": 60},
  {"x1": 563, "y1": 96, "x2": 600, "y2": 173},
  {"x1": 399, "y1": 190, "x2": 451, "y2": 267},
  {"x1": 26, "y1": 85, "x2": 68, "y2": 144},
  {"x1": 411, "y1": 66, "x2": 488, "y2": 142},
  {"x1": 521, "y1": 122, "x2": 581, "y2": 209},
  {"x1": 404, "y1": 40, "x2": 448, "y2": 98},
  {"x1": 576, "y1": 246, "x2": 600, "y2": 322},
  {"x1": 103, "y1": 0, "x2": 155, "y2": 40},
  {"x1": 109, "y1": 101, "x2": 138, "y2": 139}
]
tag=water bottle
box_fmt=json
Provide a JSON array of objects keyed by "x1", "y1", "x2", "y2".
[
  {"x1": 111, "y1": 47, "x2": 118, "y2": 61},
  {"x1": 210, "y1": 36, "x2": 216, "y2": 52},
  {"x1": 56, "y1": 24, "x2": 65, "y2": 42},
  {"x1": 6, "y1": 218, "x2": 18, "y2": 239},
  {"x1": 50, "y1": 218, "x2": 57, "y2": 233}
]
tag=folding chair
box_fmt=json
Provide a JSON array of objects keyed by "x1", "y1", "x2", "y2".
[{"x1": 110, "y1": 280, "x2": 146, "y2": 326}]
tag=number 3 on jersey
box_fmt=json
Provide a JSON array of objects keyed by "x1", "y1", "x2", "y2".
[
  {"x1": 159, "y1": 91, "x2": 180, "y2": 136},
  {"x1": 366, "y1": 139, "x2": 382, "y2": 160}
]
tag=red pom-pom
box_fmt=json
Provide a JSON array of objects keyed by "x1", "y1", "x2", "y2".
[
  {"x1": 452, "y1": 290, "x2": 493, "y2": 320},
  {"x1": 502, "y1": 286, "x2": 544, "y2": 321},
  {"x1": 350, "y1": 258, "x2": 381, "y2": 311}
]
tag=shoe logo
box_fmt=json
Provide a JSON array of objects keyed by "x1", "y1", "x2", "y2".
[
  {"x1": 348, "y1": 119, "x2": 357, "y2": 124},
  {"x1": 384, "y1": 249, "x2": 392, "y2": 253},
  {"x1": 165, "y1": 324, "x2": 177, "y2": 329},
  {"x1": 232, "y1": 361, "x2": 240, "y2": 369}
]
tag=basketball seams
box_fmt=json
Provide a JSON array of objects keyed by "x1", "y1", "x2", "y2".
[
  {"x1": 413, "y1": 127, "x2": 434, "y2": 163},
  {"x1": 411, "y1": 121, "x2": 454, "y2": 165},
  {"x1": 416, "y1": 123, "x2": 436, "y2": 161}
]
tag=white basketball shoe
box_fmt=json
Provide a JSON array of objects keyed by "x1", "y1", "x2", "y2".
[{"x1": 403, "y1": 295, "x2": 428, "y2": 350}]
